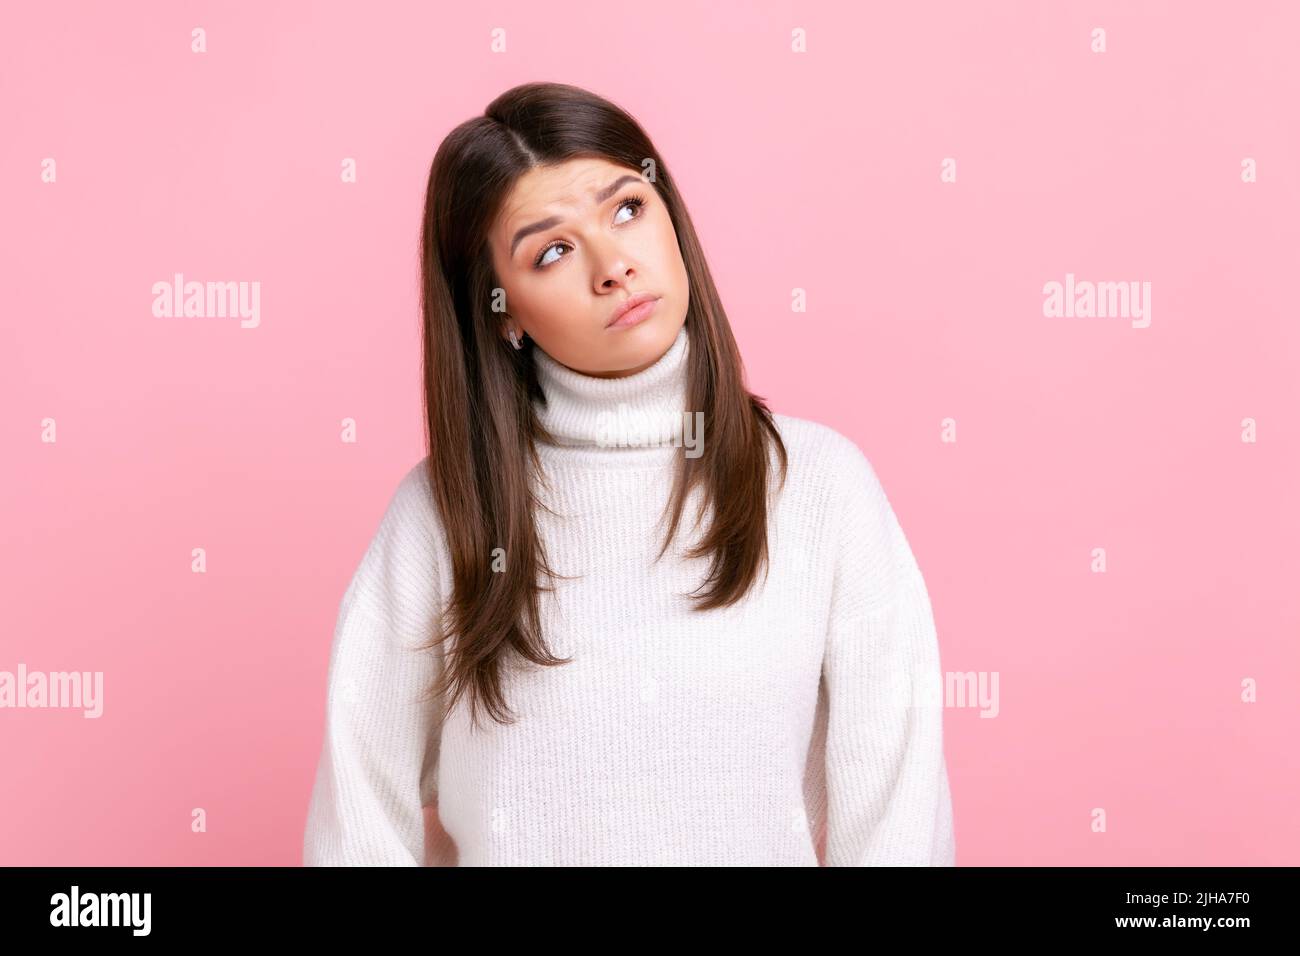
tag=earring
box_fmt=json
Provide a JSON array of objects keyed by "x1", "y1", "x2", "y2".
[{"x1": 508, "y1": 325, "x2": 522, "y2": 350}]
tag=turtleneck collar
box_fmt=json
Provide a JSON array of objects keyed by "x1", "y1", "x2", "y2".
[{"x1": 531, "y1": 324, "x2": 697, "y2": 466}]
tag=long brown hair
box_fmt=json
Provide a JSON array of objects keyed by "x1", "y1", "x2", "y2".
[{"x1": 416, "y1": 81, "x2": 787, "y2": 730}]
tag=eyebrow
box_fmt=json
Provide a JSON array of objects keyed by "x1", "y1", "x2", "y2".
[{"x1": 508, "y1": 174, "x2": 644, "y2": 259}]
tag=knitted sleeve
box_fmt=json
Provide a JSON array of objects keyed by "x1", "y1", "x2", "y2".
[
  {"x1": 819, "y1": 437, "x2": 956, "y2": 866},
  {"x1": 302, "y1": 460, "x2": 447, "y2": 866}
]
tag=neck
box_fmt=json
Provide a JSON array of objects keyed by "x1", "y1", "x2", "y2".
[{"x1": 531, "y1": 326, "x2": 695, "y2": 464}]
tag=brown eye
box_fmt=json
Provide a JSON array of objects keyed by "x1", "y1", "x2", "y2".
[
  {"x1": 534, "y1": 241, "x2": 568, "y2": 269},
  {"x1": 613, "y1": 195, "x2": 646, "y2": 224}
]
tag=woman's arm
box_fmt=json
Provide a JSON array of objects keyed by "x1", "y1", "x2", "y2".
[
  {"x1": 820, "y1": 438, "x2": 956, "y2": 866},
  {"x1": 303, "y1": 462, "x2": 446, "y2": 866}
]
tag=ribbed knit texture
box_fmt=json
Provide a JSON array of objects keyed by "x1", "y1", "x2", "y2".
[{"x1": 303, "y1": 325, "x2": 956, "y2": 866}]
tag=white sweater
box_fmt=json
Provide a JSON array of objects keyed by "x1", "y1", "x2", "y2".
[{"x1": 303, "y1": 325, "x2": 956, "y2": 866}]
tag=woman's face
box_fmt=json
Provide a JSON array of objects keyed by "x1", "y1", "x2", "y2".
[{"x1": 487, "y1": 156, "x2": 690, "y2": 378}]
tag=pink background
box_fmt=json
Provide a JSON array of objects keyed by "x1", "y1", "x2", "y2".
[{"x1": 3, "y1": 0, "x2": 1297, "y2": 865}]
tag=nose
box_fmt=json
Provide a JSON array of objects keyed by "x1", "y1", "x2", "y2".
[{"x1": 589, "y1": 233, "x2": 636, "y2": 292}]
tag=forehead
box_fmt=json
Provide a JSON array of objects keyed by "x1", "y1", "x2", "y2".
[{"x1": 497, "y1": 157, "x2": 630, "y2": 225}]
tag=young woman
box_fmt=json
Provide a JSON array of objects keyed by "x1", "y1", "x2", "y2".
[{"x1": 303, "y1": 81, "x2": 956, "y2": 867}]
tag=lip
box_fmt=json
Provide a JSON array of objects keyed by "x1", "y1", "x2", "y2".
[{"x1": 606, "y1": 292, "x2": 661, "y2": 329}]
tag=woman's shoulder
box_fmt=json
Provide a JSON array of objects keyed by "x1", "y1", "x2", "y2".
[
  {"x1": 339, "y1": 457, "x2": 447, "y2": 628},
  {"x1": 769, "y1": 413, "x2": 922, "y2": 607},
  {"x1": 392, "y1": 455, "x2": 437, "y2": 510},
  {"x1": 769, "y1": 412, "x2": 889, "y2": 504},
  {"x1": 373, "y1": 456, "x2": 442, "y2": 542}
]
